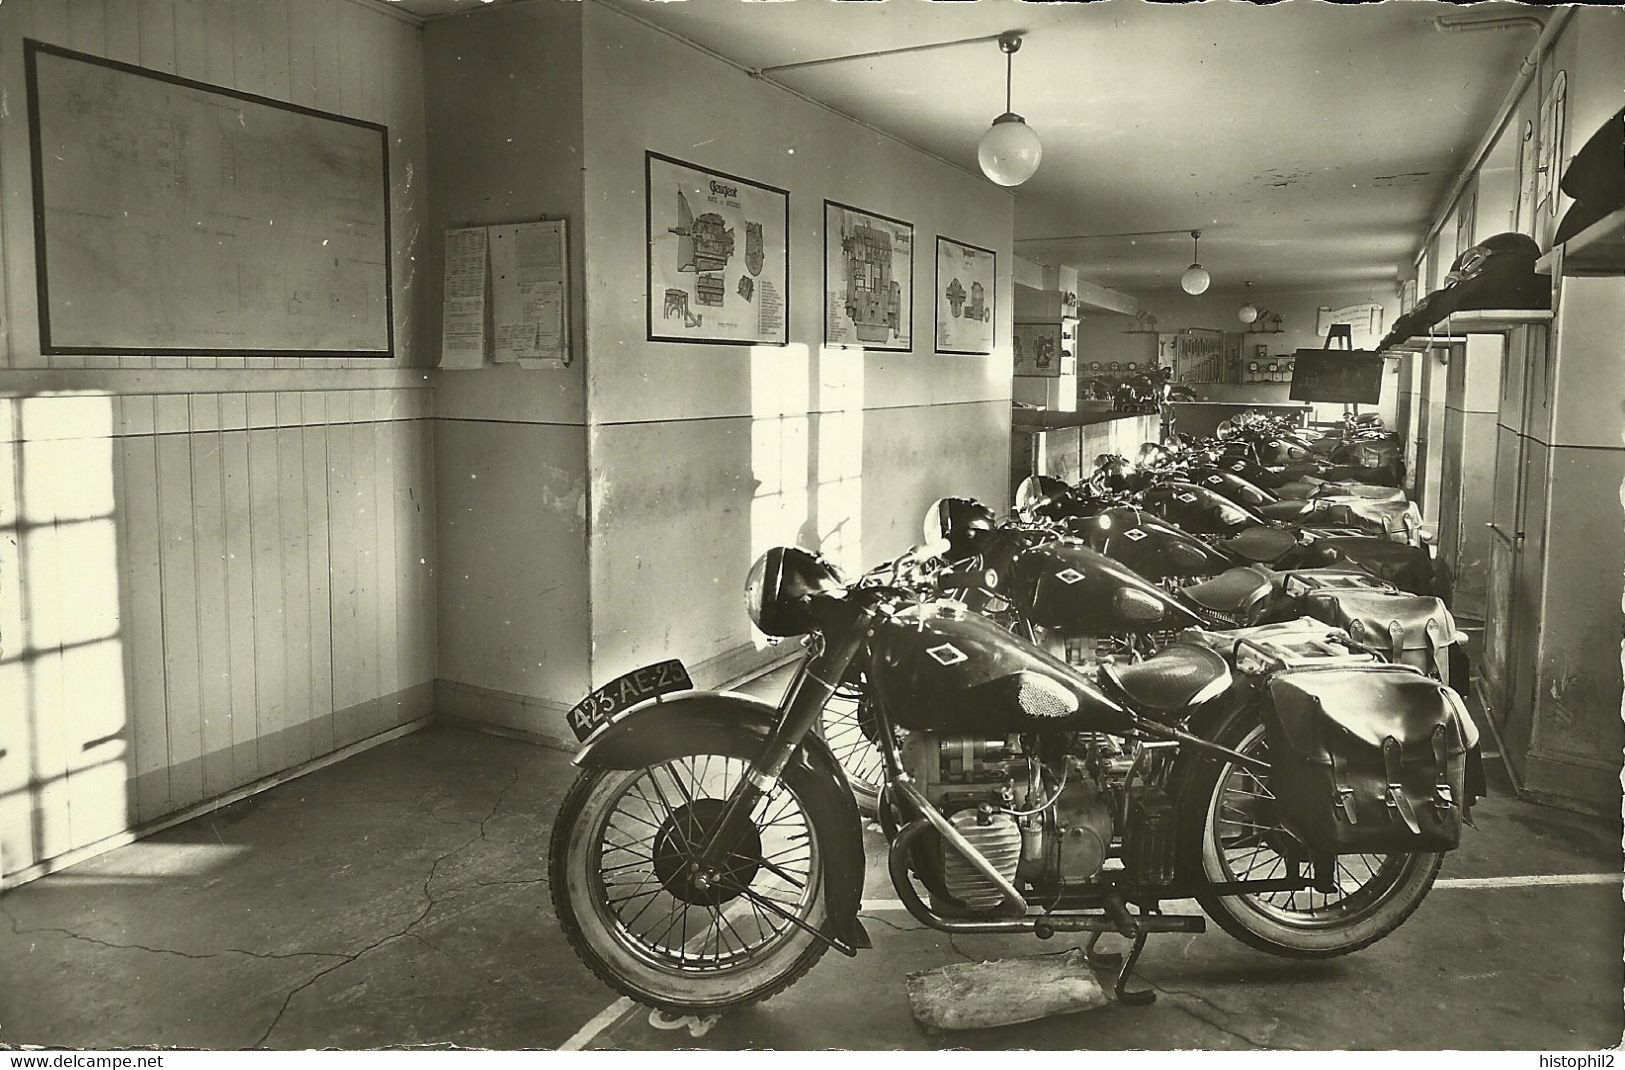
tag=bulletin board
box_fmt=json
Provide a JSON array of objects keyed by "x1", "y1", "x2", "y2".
[{"x1": 25, "y1": 40, "x2": 392, "y2": 357}]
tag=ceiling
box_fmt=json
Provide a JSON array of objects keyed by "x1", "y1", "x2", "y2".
[{"x1": 389, "y1": 0, "x2": 1536, "y2": 298}]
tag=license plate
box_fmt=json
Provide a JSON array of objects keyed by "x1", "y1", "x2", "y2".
[{"x1": 567, "y1": 659, "x2": 692, "y2": 742}]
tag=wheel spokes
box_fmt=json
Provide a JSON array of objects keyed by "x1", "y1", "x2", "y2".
[
  {"x1": 1212, "y1": 728, "x2": 1403, "y2": 923},
  {"x1": 592, "y1": 756, "x2": 817, "y2": 972}
]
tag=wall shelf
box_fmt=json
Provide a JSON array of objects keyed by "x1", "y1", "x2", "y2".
[
  {"x1": 1444, "y1": 309, "x2": 1554, "y2": 333},
  {"x1": 1386, "y1": 335, "x2": 1468, "y2": 352},
  {"x1": 1535, "y1": 209, "x2": 1625, "y2": 277}
]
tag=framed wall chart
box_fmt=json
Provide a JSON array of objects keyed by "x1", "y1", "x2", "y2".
[
  {"x1": 934, "y1": 236, "x2": 996, "y2": 355},
  {"x1": 25, "y1": 40, "x2": 391, "y2": 356},
  {"x1": 823, "y1": 200, "x2": 913, "y2": 351},
  {"x1": 646, "y1": 151, "x2": 789, "y2": 346},
  {"x1": 1013, "y1": 322, "x2": 1062, "y2": 378}
]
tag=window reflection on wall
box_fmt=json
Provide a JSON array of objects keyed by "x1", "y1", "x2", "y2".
[{"x1": 1, "y1": 395, "x2": 130, "y2": 876}]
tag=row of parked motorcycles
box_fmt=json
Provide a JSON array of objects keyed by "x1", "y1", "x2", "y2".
[{"x1": 548, "y1": 411, "x2": 1485, "y2": 1017}]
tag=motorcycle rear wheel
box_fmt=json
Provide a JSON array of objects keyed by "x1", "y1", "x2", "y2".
[
  {"x1": 549, "y1": 741, "x2": 831, "y2": 1013},
  {"x1": 1179, "y1": 703, "x2": 1443, "y2": 959},
  {"x1": 814, "y1": 681, "x2": 887, "y2": 817}
]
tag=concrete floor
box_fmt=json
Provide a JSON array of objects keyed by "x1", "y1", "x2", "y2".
[{"x1": 2, "y1": 716, "x2": 1621, "y2": 1050}]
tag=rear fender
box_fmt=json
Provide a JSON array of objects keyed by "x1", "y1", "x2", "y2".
[{"x1": 573, "y1": 690, "x2": 870, "y2": 952}]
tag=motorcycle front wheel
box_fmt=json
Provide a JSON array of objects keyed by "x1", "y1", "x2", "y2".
[
  {"x1": 549, "y1": 741, "x2": 831, "y2": 1013},
  {"x1": 1179, "y1": 703, "x2": 1443, "y2": 958}
]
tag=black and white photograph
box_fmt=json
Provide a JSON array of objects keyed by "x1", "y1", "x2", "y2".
[{"x1": 0, "y1": 0, "x2": 1621, "y2": 1060}]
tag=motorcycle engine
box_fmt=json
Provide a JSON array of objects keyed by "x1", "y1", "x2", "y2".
[{"x1": 901, "y1": 733, "x2": 1118, "y2": 911}]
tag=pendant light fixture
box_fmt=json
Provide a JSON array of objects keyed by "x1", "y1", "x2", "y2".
[
  {"x1": 1238, "y1": 281, "x2": 1259, "y2": 324},
  {"x1": 977, "y1": 33, "x2": 1042, "y2": 187},
  {"x1": 1180, "y1": 230, "x2": 1211, "y2": 295}
]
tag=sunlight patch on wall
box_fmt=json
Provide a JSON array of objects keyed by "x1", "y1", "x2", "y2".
[
  {"x1": 748, "y1": 346, "x2": 812, "y2": 651},
  {"x1": 814, "y1": 346, "x2": 865, "y2": 576},
  {"x1": 1, "y1": 394, "x2": 130, "y2": 871}
]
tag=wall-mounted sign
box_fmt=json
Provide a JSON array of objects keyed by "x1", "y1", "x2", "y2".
[
  {"x1": 824, "y1": 200, "x2": 913, "y2": 351},
  {"x1": 1316, "y1": 302, "x2": 1385, "y2": 341},
  {"x1": 934, "y1": 236, "x2": 996, "y2": 356},
  {"x1": 646, "y1": 152, "x2": 789, "y2": 346}
]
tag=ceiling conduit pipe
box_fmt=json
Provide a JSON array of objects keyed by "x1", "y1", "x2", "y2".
[{"x1": 1412, "y1": 7, "x2": 1575, "y2": 271}]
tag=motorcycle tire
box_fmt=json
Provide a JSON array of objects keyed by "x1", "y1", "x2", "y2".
[
  {"x1": 1176, "y1": 701, "x2": 1443, "y2": 959},
  {"x1": 549, "y1": 737, "x2": 835, "y2": 1014}
]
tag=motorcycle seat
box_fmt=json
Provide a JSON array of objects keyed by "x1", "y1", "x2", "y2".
[
  {"x1": 1255, "y1": 499, "x2": 1316, "y2": 522},
  {"x1": 1180, "y1": 566, "x2": 1274, "y2": 615},
  {"x1": 1312, "y1": 483, "x2": 1408, "y2": 503},
  {"x1": 1100, "y1": 645, "x2": 1232, "y2": 717},
  {"x1": 1220, "y1": 525, "x2": 1297, "y2": 564}
]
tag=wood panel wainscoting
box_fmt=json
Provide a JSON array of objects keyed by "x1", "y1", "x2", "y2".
[{"x1": 0, "y1": 379, "x2": 437, "y2": 885}]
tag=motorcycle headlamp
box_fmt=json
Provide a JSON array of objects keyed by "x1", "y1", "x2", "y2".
[
  {"x1": 1135, "y1": 442, "x2": 1171, "y2": 469},
  {"x1": 1014, "y1": 475, "x2": 1070, "y2": 517},
  {"x1": 1092, "y1": 454, "x2": 1137, "y2": 494},
  {"x1": 924, "y1": 497, "x2": 997, "y2": 560},
  {"x1": 744, "y1": 546, "x2": 844, "y2": 638}
]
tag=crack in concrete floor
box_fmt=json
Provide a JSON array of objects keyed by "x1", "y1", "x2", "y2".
[
  {"x1": 0, "y1": 902, "x2": 350, "y2": 965},
  {"x1": 247, "y1": 759, "x2": 532, "y2": 1048},
  {"x1": 1137, "y1": 975, "x2": 1287, "y2": 1049}
]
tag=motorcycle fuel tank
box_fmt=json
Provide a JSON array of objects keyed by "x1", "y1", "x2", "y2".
[
  {"x1": 1185, "y1": 466, "x2": 1278, "y2": 509},
  {"x1": 867, "y1": 602, "x2": 1130, "y2": 735},
  {"x1": 1214, "y1": 450, "x2": 1292, "y2": 490},
  {"x1": 1064, "y1": 506, "x2": 1232, "y2": 580},
  {"x1": 1142, "y1": 481, "x2": 1264, "y2": 536},
  {"x1": 994, "y1": 536, "x2": 1206, "y2": 636}
]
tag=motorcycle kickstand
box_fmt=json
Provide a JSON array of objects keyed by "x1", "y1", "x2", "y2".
[
  {"x1": 1082, "y1": 931, "x2": 1122, "y2": 970},
  {"x1": 1114, "y1": 932, "x2": 1155, "y2": 1006}
]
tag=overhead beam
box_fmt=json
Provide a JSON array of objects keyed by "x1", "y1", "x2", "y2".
[{"x1": 1074, "y1": 278, "x2": 1139, "y2": 317}]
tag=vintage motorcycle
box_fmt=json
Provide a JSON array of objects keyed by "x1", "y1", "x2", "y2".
[
  {"x1": 549, "y1": 544, "x2": 1479, "y2": 1015},
  {"x1": 817, "y1": 496, "x2": 1450, "y2": 813},
  {"x1": 1019, "y1": 466, "x2": 1436, "y2": 595}
]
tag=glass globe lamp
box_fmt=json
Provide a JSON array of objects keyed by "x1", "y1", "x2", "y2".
[{"x1": 978, "y1": 114, "x2": 1042, "y2": 187}]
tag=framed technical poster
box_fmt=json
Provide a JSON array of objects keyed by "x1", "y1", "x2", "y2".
[
  {"x1": 823, "y1": 200, "x2": 913, "y2": 351},
  {"x1": 1013, "y1": 322, "x2": 1062, "y2": 378},
  {"x1": 935, "y1": 236, "x2": 996, "y2": 355},
  {"x1": 646, "y1": 152, "x2": 789, "y2": 346}
]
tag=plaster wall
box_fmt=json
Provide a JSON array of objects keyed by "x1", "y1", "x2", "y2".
[
  {"x1": 578, "y1": 3, "x2": 1015, "y2": 702},
  {"x1": 422, "y1": 3, "x2": 592, "y2": 719}
]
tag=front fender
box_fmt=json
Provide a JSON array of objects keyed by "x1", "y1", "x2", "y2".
[{"x1": 573, "y1": 690, "x2": 870, "y2": 952}]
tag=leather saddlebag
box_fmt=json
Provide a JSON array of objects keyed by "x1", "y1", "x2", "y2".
[
  {"x1": 1177, "y1": 617, "x2": 1377, "y2": 667},
  {"x1": 1314, "y1": 499, "x2": 1421, "y2": 544},
  {"x1": 1264, "y1": 665, "x2": 1470, "y2": 853},
  {"x1": 1304, "y1": 589, "x2": 1460, "y2": 685}
]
